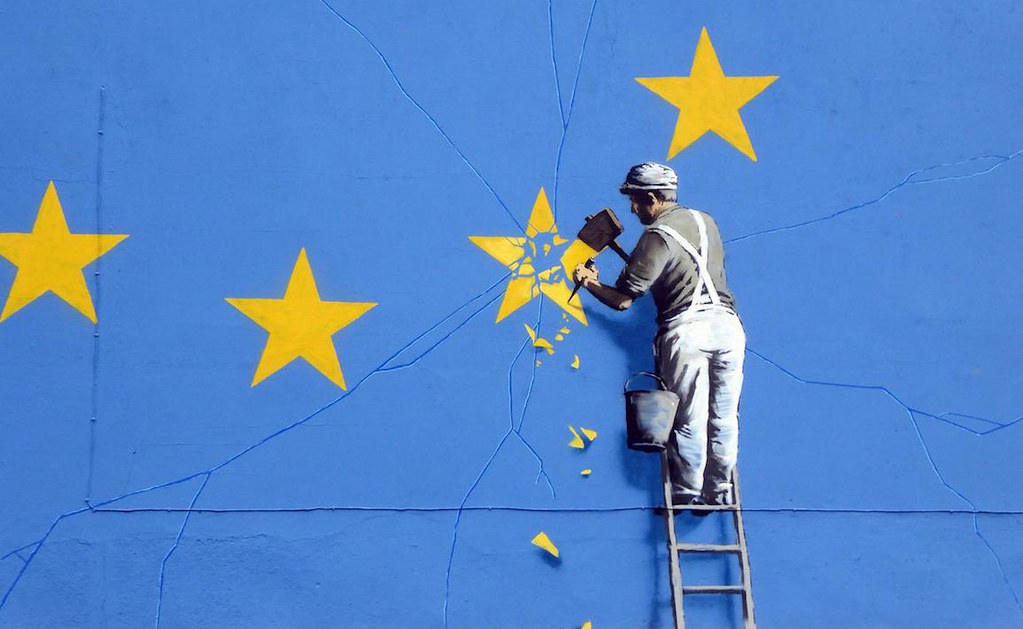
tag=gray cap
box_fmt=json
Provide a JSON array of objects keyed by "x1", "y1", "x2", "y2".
[{"x1": 619, "y1": 162, "x2": 678, "y2": 193}]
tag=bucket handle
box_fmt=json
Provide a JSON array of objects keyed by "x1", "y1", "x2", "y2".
[{"x1": 624, "y1": 371, "x2": 670, "y2": 393}]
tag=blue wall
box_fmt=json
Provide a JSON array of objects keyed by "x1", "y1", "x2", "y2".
[{"x1": 1, "y1": 1, "x2": 1021, "y2": 627}]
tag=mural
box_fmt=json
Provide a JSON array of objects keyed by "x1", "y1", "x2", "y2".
[{"x1": 1, "y1": 1, "x2": 1022, "y2": 628}]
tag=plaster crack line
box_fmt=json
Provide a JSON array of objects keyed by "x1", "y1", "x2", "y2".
[
  {"x1": 0, "y1": 275, "x2": 509, "y2": 616},
  {"x1": 727, "y1": 149, "x2": 1023, "y2": 244},
  {"x1": 547, "y1": 0, "x2": 566, "y2": 128},
  {"x1": 154, "y1": 473, "x2": 210, "y2": 629},
  {"x1": 748, "y1": 347, "x2": 1023, "y2": 616},
  {"x1": 316, "y1": 0, "x2": 524, "y2": 233},
  {"x1": 443, "y1": 298, "x2": 555, "y2": 628},
  {"x1": 551, "y1": 0, "x2": 598, "y2": 219}
]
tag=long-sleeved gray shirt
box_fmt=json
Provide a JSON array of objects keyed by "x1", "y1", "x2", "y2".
[{"x1": 615, "y1": 205, "x2": 736, "y2": 326}]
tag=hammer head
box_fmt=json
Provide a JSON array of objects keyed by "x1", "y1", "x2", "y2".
[{"x1": 576, "y1": 208, "x2": 624, "y2": 252}]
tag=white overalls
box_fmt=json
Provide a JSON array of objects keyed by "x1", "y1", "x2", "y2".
[{"x1": 651, "y1": 210, "x2": 746, "y2": 502}]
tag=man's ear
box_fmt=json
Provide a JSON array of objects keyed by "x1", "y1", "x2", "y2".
[{"x1": 643, "y1": 191, "x2": 657, "y2": 207}]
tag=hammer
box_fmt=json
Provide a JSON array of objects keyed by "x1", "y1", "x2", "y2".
[{"x1": 569, "y1": 208, "x2": 628, "y2": 302}]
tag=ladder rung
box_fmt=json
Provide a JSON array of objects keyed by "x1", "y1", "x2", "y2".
[
  {"x1": 674, "y1": 543, "x2": 741, "y2": 553},
  {"x1": 669, "y1": 503, "x2": 738, "y2": 512},
  {"x1": 683, "y1": 585, "x2": 745, "y2": 595}
]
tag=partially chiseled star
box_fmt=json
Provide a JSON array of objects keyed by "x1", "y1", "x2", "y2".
[
  {"x1": 226, "y1": 248, "x2": 376, "y2": 389},
  {"x1": 0, "y1": 181, "x2": 128, "y2": 323},
  {"x1": 470, "y1": 188, "x2": 595, "y2": 325},
  {"x1": 636, "y1": 27, "x2": 778, "y2": 161}
]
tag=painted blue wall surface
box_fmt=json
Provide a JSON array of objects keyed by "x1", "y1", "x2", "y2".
[{"x1": 1, "y1": 1, "x2": 1022, "y2": 627}]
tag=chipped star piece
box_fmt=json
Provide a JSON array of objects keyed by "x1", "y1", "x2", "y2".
[
  {"x1": 582, "y1": 622, "x2": 592, "y2": 629},
  {"x1": 523, "y1": 323, "x2": 555, "y2": 354},
  {"x1": 581, "y1": 469, "x2": 592, "y2": 477},
  {"x1": 531, "y1": 531, "x2": 560, "y2": 558},
  {"x1": 555, "y1": 334, "x2": 564, "y2": 341},
  {"x1": 536, "y1": 360, "x2": 542, "y2": 367},
  {"x1": 226, "y1": 248, "x2": 376, "y2": 389},
  {"x1": 0, "y1": 181, "x2": 129, "y2": 323},
  {"x1": 568, "y1": 425, "x2": 585, "y2": 449},
  {"x1": 571, "y1": 355, "x2": 580, "y2": 369},
  {"x1": 580, "y1": 427, "x2": 598, "y2": 442},
  {"x1": 636, "y1": 27, "x2": 778, "y2": 161},
  {"x1": 560, "y1": 326, "x2": 571, "y2": 335},
  {"x1": 469, "y1": 189, "x2": 595, "y2": 324}
]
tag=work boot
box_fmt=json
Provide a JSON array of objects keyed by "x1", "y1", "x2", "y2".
[
  {"x1": 703, "y1": 489, "x2": 734, "y2": 506},
  {"x1": 670, "y1": 492, "x2": 701, "y2": 507}
]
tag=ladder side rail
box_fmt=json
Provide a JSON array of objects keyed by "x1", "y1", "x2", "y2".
[
  {"x1": 731, "y1": 467, "x2": 756, "y2": 629},
  {"x1": 661, "y1": 453, "x2": 686, "y2": 629}
]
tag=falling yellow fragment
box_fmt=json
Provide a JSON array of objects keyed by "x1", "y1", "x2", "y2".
[
  {"x1": 555, "y1": 334, "x2": 564, "y2": 341},
  {"x1": 567, "y1": 425, "x2": 585, "y2": 449},
  {"x1": 536, "y1": 360, "x2": 542, "y2": 367},
  {"x1": 560, "y1": 326, "x2": 571, "y2": 335},
  {"x1": 571, "y1": 355, "x2": 580, "y2": 369},
  {"x1": 581, "y1": 469, "x2": 592, "y2": 477},
  {"x1": 581, "y1": 622, "x2": 592, "y2": 629},
  {"x1": 531, "y1": 531, "x2": 560, "y2": 558},
  {"x1": 523, "y1": 323, "x2": 555, "y2": 355},
  {"x1": 580, "y1": 427, "x2": 598, "y2": 442},
  {"x1": 553, "y1": 235, "x2": 568, "y2": 246}
]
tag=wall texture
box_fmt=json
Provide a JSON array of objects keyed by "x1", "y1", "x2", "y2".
[{"x1": 1, "y1": 1, "x2": 1021, "y2": 627}]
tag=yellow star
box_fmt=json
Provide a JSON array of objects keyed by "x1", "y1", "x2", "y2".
[
  {"x1": 469, "y1": 188, "x2": 596, "y2": 325},
  {"x1": 0, "y1": 181, "x2": 128, "y2": 323},
  {"x1": 636, "y1": 27, "x2": 778, "y2": 161},
  {"x1": 226, "y1": 248, "x2": 376, "y2": 389}
]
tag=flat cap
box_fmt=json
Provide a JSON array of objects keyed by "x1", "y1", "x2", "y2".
[{"x1": 619, "y1": 162, "x2": 678, "y2": 193}]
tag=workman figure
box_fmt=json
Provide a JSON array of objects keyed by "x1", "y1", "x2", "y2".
[{"x1": 573, "y1": 162, "x2": 746, "y2": 506}]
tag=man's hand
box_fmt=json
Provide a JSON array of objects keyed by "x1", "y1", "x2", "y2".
[
  {"x1": 574, "y1": 261, "x2": 633, "y2": 311},
  {"x1": 573, "y1": 262, "x2": 599, "y2": 288}
]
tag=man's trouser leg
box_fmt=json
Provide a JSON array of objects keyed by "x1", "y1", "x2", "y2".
[
  {"x1": 704, "y1": 314, "x2": 746, "y2": 499},
  {"x1": 655, "y1": 323, "x2": 710, "y2": 499}
]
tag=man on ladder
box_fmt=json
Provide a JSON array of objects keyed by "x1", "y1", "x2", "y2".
[{"x1": 572, "y1": 162, "x2": 747, "y2": 508}]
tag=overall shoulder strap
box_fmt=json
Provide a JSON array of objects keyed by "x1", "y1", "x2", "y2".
[{"x1": 653, "y1": 214, "x2": 721, "y2": 306}]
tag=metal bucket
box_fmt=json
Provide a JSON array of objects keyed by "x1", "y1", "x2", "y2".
[{"x1": 624, "y1": 372, "x2": 679, "y2": 452}]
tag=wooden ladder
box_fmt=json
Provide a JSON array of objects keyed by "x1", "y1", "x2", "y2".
[{"x1": 660, "y1": 454, "x2": 756, "y2": 628}]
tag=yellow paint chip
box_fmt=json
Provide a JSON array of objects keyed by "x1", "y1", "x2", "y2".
[
  {"x1": 567, "y1": 425, "x2": 585, "y2": 449},
  {"x1": 534, "y1": 337, "x2": 555, "y2": 354},
  {"x1": 553, "y1": 235, "x2": 568, "y2": 246},
  {"x1": 580, "y1": 427, "x2": 598, "y2": 442},
  {"x1": 524, "y1": 323, "x2": 538, "y2": 342},
  {"x1": 555, "y1": 334, "x2": 564, "y2": 341},
  {"x1": 571, "y1": 355, "x2": 580, "y2": 369},
  {"x1": 581, "y1": 622, "x2": 592, "y2": 629},
  {"x1": 581, "y1": 469, "x2": 592, "y2": 477},
  {"x1": 535, "y1": 360, "x2": 542, "y2": 367},
  {"x1": 531, "y1": 531, "x2": 560, "y2": 558},
  {"x1": 559, "y1": 326, "x2": 570, "y2": 335},
  {"x1": 543, "y1": 243, "x2": 552, "y2": 256}
]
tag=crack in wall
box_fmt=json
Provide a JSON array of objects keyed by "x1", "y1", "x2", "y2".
[
  {"x1": 442, "y1": 6, "x2": 598, "y2": 625},
  {"x1": 0, "y1": 273, "x2": 509, "y2": 617},
  {"x1": 727, "y1": 149, "x2": 1023, "y2": 244},
  {"x1": 316, "y1": 0, "x2": 525, "y2": 234},
  {"x1": 154, "y1": 473, "x2": 209, "y2": 628},
  {"x1": 551, "y1": 0, "x2": 598, "y2": 221},
  {"x1": 442, "y1": 297, "x2": 556, "y2": 628},
  {"x1": 748, "y1": 347, "x2": 1023, "y2": 617}
]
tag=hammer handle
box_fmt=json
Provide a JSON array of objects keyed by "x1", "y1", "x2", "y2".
[{"x1": 608, "y1": 240, "x2": 629, "y2": 261}]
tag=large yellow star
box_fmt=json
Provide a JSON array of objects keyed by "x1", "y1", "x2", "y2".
[
  {"x1": 0, "y1": 181, "x2": 128, "y2": 323},
  {"x1": 636, "y1": 27, "x2": 778, "y2": 161},
  {"x1": 226, "y1": 248, "x2": 376, "y2": 389},
  {"x1": 469, "y1": 188, "x2": 596, "y2": 325}
]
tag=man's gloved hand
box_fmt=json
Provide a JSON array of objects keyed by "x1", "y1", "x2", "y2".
[{"x1": 573, "y1": 261, "x2": 599, "y2": 288}]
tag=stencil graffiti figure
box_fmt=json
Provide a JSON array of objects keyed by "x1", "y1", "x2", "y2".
[{"x1": 573, "y1": 162, "x2": 746, "y2": 506}]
